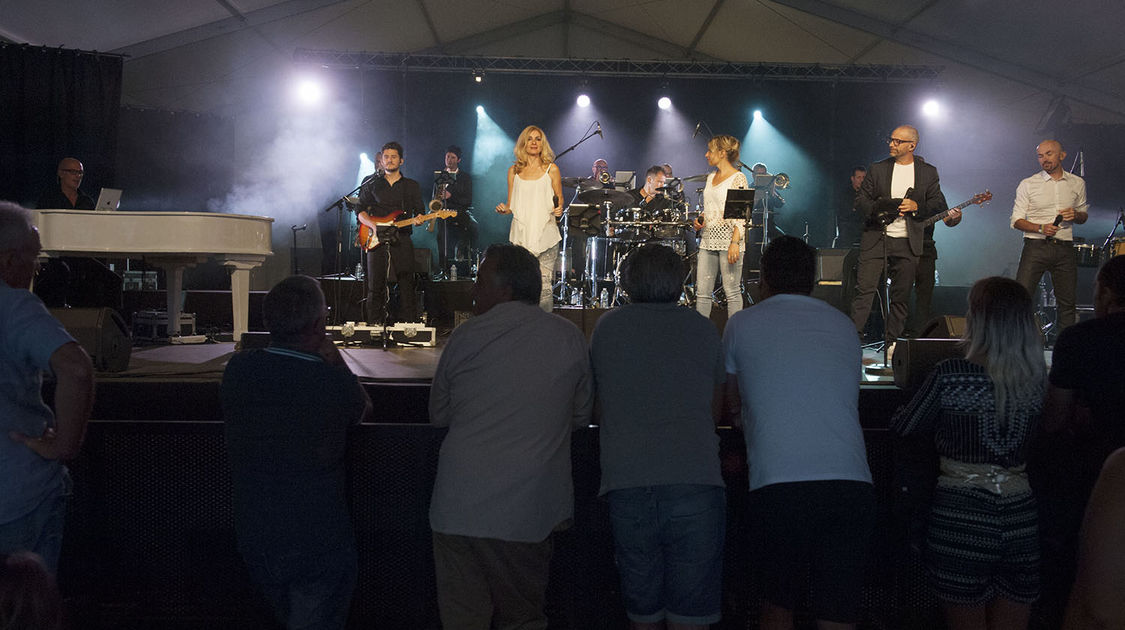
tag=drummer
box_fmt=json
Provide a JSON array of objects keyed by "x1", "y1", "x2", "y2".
[{"x1": 628, "y1": 165, "x2": 667, "y2": 206}]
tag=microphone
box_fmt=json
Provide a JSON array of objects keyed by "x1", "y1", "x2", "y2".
[
  {"x1": 291, "y1": 223, "x2": 307, "y2": 231},
  {"x1": 691, "y1": 121, "x2": 702, "y2": 139},
  {"x1": 1053, "y1": 214, "x2": 1064, "y2": 226},
  {"x1": 595, "y1": 122, "x2": 604, "y2": 139}
]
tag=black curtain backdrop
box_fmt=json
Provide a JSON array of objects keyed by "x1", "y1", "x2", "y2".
[{"x1": 0, "y1": 44, "x2": 122, "y2": 207}]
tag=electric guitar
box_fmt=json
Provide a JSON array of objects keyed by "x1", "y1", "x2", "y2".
[
  {"x1": 356, "y1": 209, "x2": 458, "y2": 251},
  {"x1": 870, "y1": 190, "x2": 992, "y2": 227},
  {"x1": 918, "y1": 190, "x2": 992, "y2": 228}
]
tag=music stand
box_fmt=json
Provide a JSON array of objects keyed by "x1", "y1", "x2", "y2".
[{"x1": 724, "y1": 189, "x2": 755, "y2": 220}]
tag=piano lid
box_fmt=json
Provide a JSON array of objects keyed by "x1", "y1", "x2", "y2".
[{"x1": 33, "y1": 209, "x2": 274, "y2": 258}]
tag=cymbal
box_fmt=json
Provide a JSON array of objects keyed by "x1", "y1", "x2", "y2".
[
  {"x1": 561, "y1": 176, "x2": 588, "y2": 188},
  {"x1": 682, "y1": 173, "x2": 710, "y2": 183},
  {"x1": 344, "y1": 196, "x2": 360, "y2": 205},
  {"x1": 577, "y1": 187, "x2": 635, "y2": 207}
]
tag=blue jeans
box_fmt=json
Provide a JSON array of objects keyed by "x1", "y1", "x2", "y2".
[
  {"x1": 241, "y1": 541, "x2": 358, "y2": 630},
  {"x1": 607, "y1": 484, "x2": 726, "y2": 626},
  {"x1": 695, "y1": 249, "x2": 744, "y2": 317},
  {"x1": 0, "y1": 476, "x2": 68, "y2": 573}
]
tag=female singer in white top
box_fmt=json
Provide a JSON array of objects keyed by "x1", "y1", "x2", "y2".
[
  {"x1": 692, "y1": 134, "x2": 749, "y2": 317},
  {"x1": 496, "y1": 125, "x2": 564, "y2": 312}
]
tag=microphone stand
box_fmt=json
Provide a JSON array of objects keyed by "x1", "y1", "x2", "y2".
[
  {"x1": 290, "y1": 224, "x2": 307, "y2": 275},
  {"x1": 553, "y1": 125, "x2": 601, "y2": 307},
  {"x1": 321, "y1": 182, "x2": 364, "y2": 325}
]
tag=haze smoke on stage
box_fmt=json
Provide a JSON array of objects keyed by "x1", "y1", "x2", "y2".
[
  {"x1": 207, "y1": 103, "x2": 355, "y2": 228},
  {"x1": 470, "y1": 106, "x2": 516, "y2": 248}
]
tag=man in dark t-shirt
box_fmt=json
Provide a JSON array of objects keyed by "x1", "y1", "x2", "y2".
[
  {"x1": 222, "y1": 275, "x2": 371, "y2": 629},
  {"x1": 36, "y1": 158, "x2": 95, "y2": 210},
  {"x1": 1036, "y1": 254, "x2": 1125, "y2": 626}
]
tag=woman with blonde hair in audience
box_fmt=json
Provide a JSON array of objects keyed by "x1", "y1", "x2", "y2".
[{"x1": 893, "y1": 276, "x2": 1046, "y2": 630}]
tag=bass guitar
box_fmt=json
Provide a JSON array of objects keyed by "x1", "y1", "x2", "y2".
[
  {"x1": 918, "y1": 190, "x2": 992, "y2": 228},
  {"x1": 870, "y1": 190, "x2": 992, "y2": 227},
  {"x1": 356, "y1": 209, "x2": 458, "y2": 251}
]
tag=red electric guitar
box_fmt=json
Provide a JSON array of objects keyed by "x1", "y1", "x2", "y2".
[{"x1": 355, "y1": 209, "x2": 458, "y2": 251}]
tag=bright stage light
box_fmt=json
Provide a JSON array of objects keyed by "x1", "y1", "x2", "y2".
[
  {"x1": 922, "y1": 99, "x2": 941, "y2": 117},
  {"x1": 476, "y1": 105, "x2": 485, "y2": 114},
  {"x1": 753, "y1": 110, "x2": 762, "y2": 120},
  {"x1": 658, "y1": 96, "x2": 672, "y2": 110},
  {"x1": 577, "y1": 94, "x2": 590, "y2": 108},
  {"x1": 294, "y1": 79, "x2": 323, "y2": 105}
]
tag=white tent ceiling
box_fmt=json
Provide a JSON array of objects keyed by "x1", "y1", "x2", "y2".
[{"x1": 2, "y1": 0, "x2": 1122, "y2": 123}]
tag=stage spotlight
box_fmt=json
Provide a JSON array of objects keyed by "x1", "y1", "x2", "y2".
[
  {"x1": 294, "y1": 78, "x2": 322, "y2": 106},
  {"x1": 476, "y1": 105, "x2": 484, "y2": 114},
  {"x1": 753, "y1": 110, "x2": 762, "y2": 120},
  {"x1": 922, "y1": 99, "x2": 941, "y2": 117},
  {"x1": 577, "y1": 94, "x2": 590, "y2": 108},
  {"x1": 472, "y1": 69, "x2": 484, "y2": 84},
  {"x1": 658, "y1": 96, "x2": 672, "y2": 110}
]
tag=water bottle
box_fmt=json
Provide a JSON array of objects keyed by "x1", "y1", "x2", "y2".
[
  {"x1": 449, "y1": 265, "x2": 457, "y2": 281},
  {"x1": 599, "y1": 288, "x2": 609, "y2": 308},
  {"x1": 934, "y1": 269, "x2": 940, "y2": 286},
  {"x1": 354, "y1": 263, "x2": 363, "y2": 279}
]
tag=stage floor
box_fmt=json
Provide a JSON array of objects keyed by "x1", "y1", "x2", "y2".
[
  {"x1": 105, "y1": 339, "x2": 444, "y2": 383},
  {"x1": 105, "y1": 338, "x2": 906, "y2": 384}
]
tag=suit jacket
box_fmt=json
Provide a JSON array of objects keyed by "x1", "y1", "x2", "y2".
[{"x1": 856, "y1": 156, "x2": 948, "y2": 257}]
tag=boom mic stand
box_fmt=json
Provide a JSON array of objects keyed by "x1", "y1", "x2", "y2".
[
  {"x1": 321, "y1": 183, "x2": 364, "y2": 325},
  {"x1": 552, "y1": 124, "x2": 602, "y2": 305}
]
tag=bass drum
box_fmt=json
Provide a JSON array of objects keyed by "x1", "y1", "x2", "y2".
[{"x1": 587, "y1": 237, "x2": 638, "y2": 281}]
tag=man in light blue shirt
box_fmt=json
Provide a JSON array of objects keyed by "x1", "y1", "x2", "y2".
[{"x1": 0, "y1": 201, "x2": 94, "y2": 573}]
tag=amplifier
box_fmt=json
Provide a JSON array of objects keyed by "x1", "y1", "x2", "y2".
[{"x1": 133, "y1": 310, "x2": 196, "y2": 339}]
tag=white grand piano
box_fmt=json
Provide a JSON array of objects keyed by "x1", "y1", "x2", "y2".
[{"x1": 32, "y1": 209, "x2": 274, "y2": 341}]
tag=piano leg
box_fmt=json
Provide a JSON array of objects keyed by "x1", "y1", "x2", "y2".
[
  {"x1": 153, "y1": 261, "x2": 188, "y2": 339},
  {"x1": 225, "y1": 260, "x2": 260, "y2": 342}
]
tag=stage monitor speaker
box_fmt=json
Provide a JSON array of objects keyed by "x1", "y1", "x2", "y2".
[
  {"x1": 918, "y1": 315, "x2": 966, "y2": 339},
  {"x1": 892, "y1": 338, "x2": 962, "y2": 389},
  {"x1": 48, "y1": 307, "x2": 132, "y2": 372},
  {"x1": 817, "y1": 248, "x2": 857, "y2": 284}
]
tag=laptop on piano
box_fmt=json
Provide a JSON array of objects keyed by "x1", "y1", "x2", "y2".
[{"x1": 94, "y1": 188, "x2": 123, "y2": 211}]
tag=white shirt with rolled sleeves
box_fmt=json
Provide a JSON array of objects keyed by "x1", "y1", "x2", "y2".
[{"x1": 1010, "y1": 170, "x2": 1088, "y2": 242}]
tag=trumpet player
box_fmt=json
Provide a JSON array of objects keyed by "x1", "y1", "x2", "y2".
[{"x1": 357, "y1": 141, "x2": 424, "y2": 324}]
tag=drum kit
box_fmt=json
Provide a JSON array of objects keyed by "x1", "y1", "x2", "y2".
[
  {"x1": 1075, "y1": 236, "x2": 1125, "y2": 268},
  {"x1": 560, "y1": 177, "x2": 701, "y2": 306}
]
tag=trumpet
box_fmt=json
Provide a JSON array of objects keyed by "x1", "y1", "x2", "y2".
[{"x1": 598, "y1": 170, "x2": 612, "y2": 185}]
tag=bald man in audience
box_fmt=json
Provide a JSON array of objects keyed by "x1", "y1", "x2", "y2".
[{"x1": 0, "y1": 201, "x2": 94, "y2": 574}]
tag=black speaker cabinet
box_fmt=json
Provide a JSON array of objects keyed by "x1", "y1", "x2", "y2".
[
  {"x1": 817, "y1": 248, "x2": 858, "y2": 284},
  {"x1": 892, "y1": 338, "x2": 962, "y2": 389},
  {"x1": 918, "y1": 315, "x2": 966, "y2": 339},
  {"x1": 48, "y1": 307, "x2": 132, "y2": 372}
]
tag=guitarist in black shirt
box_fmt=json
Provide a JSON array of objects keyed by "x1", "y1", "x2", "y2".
[
  {"x1": 357, "y1": 142, "x2": 424, "y2": 324},
  {"x1": 850, "y1": 125, "x2": 949, "y2": 347}
]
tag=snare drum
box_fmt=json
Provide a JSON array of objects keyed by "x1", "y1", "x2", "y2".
[{"x1": 1075, "y1": 243, "x2": 1102, "y2": 268}]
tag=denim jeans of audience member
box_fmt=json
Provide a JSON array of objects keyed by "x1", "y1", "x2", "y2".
[
  {"x1": 536, "y1": 245, "x2": 559, "y2": 312},
  {"x1": 607, "y1": 484, "x2": 726, "y2": 626},
  {"x1": 695, "y1": 249, "x2": 744, "y2": 317},
  {"x1": 241, "y1": 542, "x2": 358, "y2": 630},
  {"x1": 0, "y1": 477, "x2": 68, "y2": 573}
]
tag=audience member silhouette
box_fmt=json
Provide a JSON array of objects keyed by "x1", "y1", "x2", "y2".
[{"x1": 893, "y1": 276, "x2": 1046, "y2": 630}]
